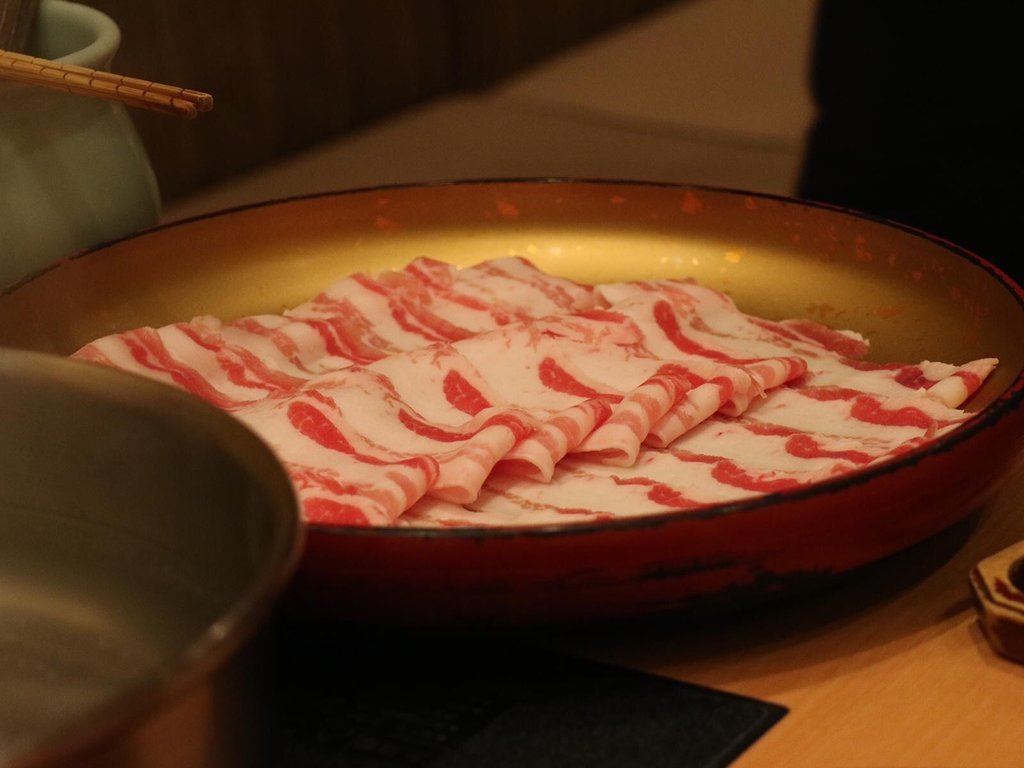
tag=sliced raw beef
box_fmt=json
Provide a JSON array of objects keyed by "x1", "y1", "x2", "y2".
[
  {"x1": 73, "y1": 257, "x2": 596, "y2": 406},
  {"x1": 232, "y1": 307, "x2": 804, "y2": 522},
  {"x1": 72, "y1": 257, "x2": 997, "y2": 528}
]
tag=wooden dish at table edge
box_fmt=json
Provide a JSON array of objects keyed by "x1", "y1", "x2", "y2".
[{"x1": 1, "y1": 179, "x2": 1022, "y2": 626}]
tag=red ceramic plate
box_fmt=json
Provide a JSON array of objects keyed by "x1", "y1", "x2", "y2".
[{"x1": 2, "y1": 180, "x2": 1022, "y2": 625}]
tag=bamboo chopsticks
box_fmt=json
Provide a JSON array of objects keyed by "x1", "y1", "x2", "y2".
[{"x1": 0, "y1": 48, "x2": 212, "y2": 118}]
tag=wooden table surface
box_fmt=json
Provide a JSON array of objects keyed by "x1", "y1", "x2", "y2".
[{"x1": 548, "y1": 455, "x2": 1024, "y2": 767}]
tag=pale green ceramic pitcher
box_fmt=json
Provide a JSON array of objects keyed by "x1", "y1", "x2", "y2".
[{"x1": 0, "y1": 0, "x2": 160, "y2": 289}]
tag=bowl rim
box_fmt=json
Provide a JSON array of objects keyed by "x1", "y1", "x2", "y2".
[{"x1": 35, "y1": 0, "x2": 121, "y2": 69}]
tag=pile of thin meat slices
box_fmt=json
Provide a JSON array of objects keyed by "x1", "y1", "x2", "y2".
[{"x1": 74, "y1": 257, "x2": 997, "y2": 528}]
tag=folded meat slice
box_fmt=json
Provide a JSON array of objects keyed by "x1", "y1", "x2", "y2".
[
  {"x1": 596, "y1": 279, "x2": 871, "y2": 371},
  {"x1": 547, "y1": 300, "x2": 808, "y2": 462},
  {"x1": 380, "y1": 278, "x2": 997, "y2": 527},
  {"x1": 740, "y1": 385, "x2": 971, "y2": 443},
  {"x1": 73, "y1": 322, "x2": 298, "y2": 411},
  {"x1": 669, "y1": 417, "x2": 917, "y2": 472},
  {"x1": 238, "y1": 373, "x2": 531, "y2": 520},
  {"x1": 72, "y1": 256, "x2": 597, "y2": 404},
  {"x1": 370, "y1": 336, "x2": 622, "y2": 484},
  {"x1": 286, "y1": 460, "x2": 436, "y2": 527},
  {"x1": 597, "y1": 279, "x2": 997, "y2": 408},
  {"x1": 235, "y1": 314, "x2": 745, "y2": 513},
  {"x1": 401, "y1": 376, "x2": 987, "y2": 529},
  {"x1": 396, "y1": 391, "x2": 977, "y2": 530},
  {"x1": 599, "y1": 289, "x2": 844, "y2": 383},
  {"x1": 441, "y1": 311, "x2": 803, "y2": 470},
  {"x1": 806, "y1": 357, "x2": 998, "y2": 407},
  {"x1": 286, "y1": 256, "x2": 597, "y2": 348},
  {"x1": 401, "y1": 445, "x2": 848, "y2": 528}
]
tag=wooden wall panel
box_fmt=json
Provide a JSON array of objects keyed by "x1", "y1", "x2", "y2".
[
  {"x1": 86, "y1": 0, "x2": 675, "y2": 202},
  {"x1": 450, "y1": 0, "x2": 676, "y2": 87}
]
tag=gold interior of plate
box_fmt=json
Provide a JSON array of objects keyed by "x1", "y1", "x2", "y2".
[{"x1": 0, "y1": 181, "x2": 1020, "y2": 409}]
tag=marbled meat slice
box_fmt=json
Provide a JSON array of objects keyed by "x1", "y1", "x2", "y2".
[
  {"x1": 406, "y1": 365, "x2": 990, "y2": 529},
  {"x1": 399, "y1": 446, "x2": 844, "y2": 528},
  {"x1": 596, "y1": 279, "x2": 997, "y2": 408},
  {"x1": 71, "y1": 257, "x2": 998, "y2": 528},
  {"x1": 391, "y1": 274, "x2": 997, "y2": 528},
  {"x1": 233, "y1": 303, "x2": 804, "y2": 517},
  {"x1": 398, "y1": 388, "x2": 980, "y2": 530},
  {"x1": 73, "y1": 257, "x2": 596, "y2": 406}
]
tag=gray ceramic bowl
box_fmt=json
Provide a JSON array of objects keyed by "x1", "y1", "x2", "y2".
[{"x1": 0, "y1": 350, "x2": 302, "y2": 768}]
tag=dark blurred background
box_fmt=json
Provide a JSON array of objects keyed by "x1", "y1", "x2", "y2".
[
  {"x1": 82, "y1": 0, "x2": 1017, "y2": 280},
  {"x1": 86, "y1": 0, "x2": 676, "y2": 202}
]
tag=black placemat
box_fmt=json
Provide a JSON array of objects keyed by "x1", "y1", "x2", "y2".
[{"x1": 273, "y1": 624, "x2": 785, "y2": 768}]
